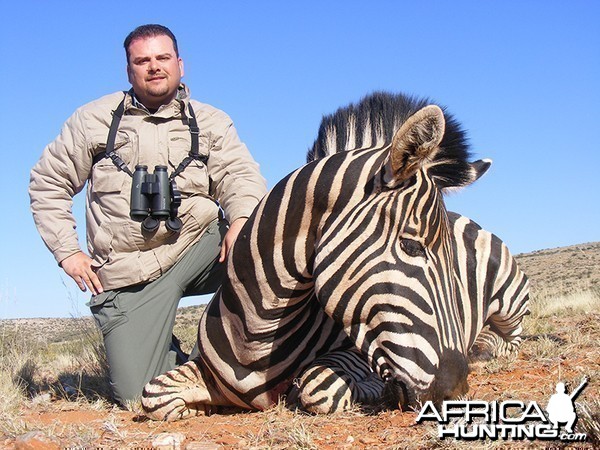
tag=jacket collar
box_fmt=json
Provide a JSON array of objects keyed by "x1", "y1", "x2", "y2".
[{"x1": 125, "y1": 84, "x2": 190, "y2": 118}]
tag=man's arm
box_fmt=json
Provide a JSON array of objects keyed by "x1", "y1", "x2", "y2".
[
  {"x1": 209, "y1": 120, "x2": 267, "y2": 223},
  {"x1": 207, "y1": 112, "x2": 267, "y2": 261},
  {"x1": 29, "y1": 108, "x2": 103, "y2": 294}
]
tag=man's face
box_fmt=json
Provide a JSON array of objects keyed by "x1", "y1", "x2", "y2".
[{"x1": 126, "y1": 35, "x2": 184, "y2": 110}]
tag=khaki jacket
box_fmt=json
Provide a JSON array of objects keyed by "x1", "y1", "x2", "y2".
[{"x1": 30, "y1": 85, "x2": 267, "y2": 290}]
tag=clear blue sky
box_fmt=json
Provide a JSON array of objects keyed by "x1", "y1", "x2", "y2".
[{"x1": 1, "y1": 1, "x2": 598, "y2": 319}]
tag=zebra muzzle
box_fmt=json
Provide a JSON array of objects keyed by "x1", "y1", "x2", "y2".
[{"x1": 382, "y1": 376, "x2": 410, "y2": 411}]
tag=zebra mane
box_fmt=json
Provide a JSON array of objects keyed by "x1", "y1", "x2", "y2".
[{"x1": 307, "y1": 92, "x2": 474, "y2": 187}]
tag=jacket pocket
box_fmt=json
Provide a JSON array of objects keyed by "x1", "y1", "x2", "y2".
[
  {"x1": 168, "y1": 141, "x2": 210, "y2": 195},
  {"x1": 91, "y1": 137, "x2": 132, "y2": 193}
]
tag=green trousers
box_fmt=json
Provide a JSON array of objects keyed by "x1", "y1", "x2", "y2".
[{"x1": 89, "y1": 220, "x2": 227, "y2": 405}]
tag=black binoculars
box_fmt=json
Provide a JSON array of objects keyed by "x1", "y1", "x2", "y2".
[{"x1": 130, "y1": 165, "x2": 182, "y2": 233}]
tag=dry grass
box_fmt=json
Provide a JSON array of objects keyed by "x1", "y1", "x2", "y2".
[
  {"x1": 0, "y1": 316, "x2": 112, "y2": 438},
  {"x1": 0, "y1": 326, "x2": 32, "y2": 436},
  {"x1": 528, "y1": 286, "x2": 600, "y2": 319},
  {"x1": 173, "y1": 304, "x2": 206, "y2": 354},
  {"x1": 241, "y1": 401, "x2": 319, "y2": 449}
]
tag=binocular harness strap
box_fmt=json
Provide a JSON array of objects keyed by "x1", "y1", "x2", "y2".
[
  {"x1": 168, "y1": 102, "x2": 208, "y2": 182},
  {"x1": 92, "y1": 92, "x2": 206, "y2": 180},
  {"x1": 92, "y1": 92, "x2": 133, "y2": 176}
]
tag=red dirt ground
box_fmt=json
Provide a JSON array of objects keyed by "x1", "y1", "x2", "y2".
[{"x1": 6, "y1": 353, "x2": 598, "y2": 449}]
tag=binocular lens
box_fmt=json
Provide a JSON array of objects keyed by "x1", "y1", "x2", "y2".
[{"x1": 130, "y1": 165, "x2": 150, "y2": 218}]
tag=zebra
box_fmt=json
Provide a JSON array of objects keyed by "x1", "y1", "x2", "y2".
[{"x1": 141, "y1": 92, "x2": 529, "y2": 420}]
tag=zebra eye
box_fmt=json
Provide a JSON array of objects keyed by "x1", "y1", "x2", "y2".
[{"x1": 400, "y1": 238, "x2": 427, "y2": 258}]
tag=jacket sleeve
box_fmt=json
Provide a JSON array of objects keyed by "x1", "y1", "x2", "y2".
[
  {"x1": 208, "y1": 115, "x2": 267, "y2": 223},
  {"x1": 29, "y1": 108, "x2": 92, "y2": 265}
]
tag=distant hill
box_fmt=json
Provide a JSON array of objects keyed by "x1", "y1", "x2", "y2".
[{"x1": 515, "y1": 241, "x2": 600, "y2": 296}]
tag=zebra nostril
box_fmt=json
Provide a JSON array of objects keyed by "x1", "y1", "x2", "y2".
[{"x1": 382, "y1": 369, "x2": 392, "y2": 382}]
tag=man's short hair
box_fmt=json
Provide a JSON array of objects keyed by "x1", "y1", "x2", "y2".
[{"x1": 124, "y1": 24, "x2": 179, "y2": 62}]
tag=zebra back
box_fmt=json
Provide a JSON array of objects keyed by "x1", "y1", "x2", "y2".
[{"x1": 449, "y1": 212, "x2": 530, "y2": 359}]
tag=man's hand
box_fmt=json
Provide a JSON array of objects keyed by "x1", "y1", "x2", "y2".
[
  {"x1": 60, "y1": 251, "x2": 104, "y2": 295},
  {"x1": 219, "y1": 218, "x2": 247, "y2": 263}
]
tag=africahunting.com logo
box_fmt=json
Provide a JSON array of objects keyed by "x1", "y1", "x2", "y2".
[{"x1": 416, "y1": 377, "x2": 589, "y2": 442}]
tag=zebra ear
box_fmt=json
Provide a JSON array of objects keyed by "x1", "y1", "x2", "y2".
[
  {"x1": 469, "y1": 159, "x2": 492, "y2": 182},
  {"x1": 438, "y1": 158, "x2": 493, "y2": 192},
  {"x1": 388, "y1": 105, "x2": 446, "y2": 182}
]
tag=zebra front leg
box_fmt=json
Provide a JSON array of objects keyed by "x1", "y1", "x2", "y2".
[
  {"x1": 468, "y1": 325, "x2": 523, "y2": 363},
  {"x1": 142, "y1": 358, "x2": 228, "y2": 421},
  {"x1": 289, "y1": 350, "x2": 385, "y2": 414}
]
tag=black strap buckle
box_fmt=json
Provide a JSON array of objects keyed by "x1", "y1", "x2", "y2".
[{"x1": 109, "y1": 153, "x2": 133, "y2": 176}]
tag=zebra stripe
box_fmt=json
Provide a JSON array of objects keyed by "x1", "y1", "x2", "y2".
[
  {"x1": 142, "y1": 92, "x2": 529, "y2": 420},
  {"x1": 287, "y1": 349, "x2": 385, "y2": 414}
]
